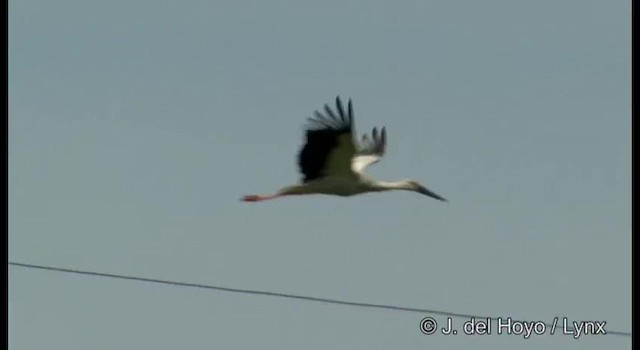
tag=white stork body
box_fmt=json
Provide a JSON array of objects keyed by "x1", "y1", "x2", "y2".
[
  {"x1": 281, "y1": 175, "x2": 375, "y2": 197},
  {"x1": 242, "y1": 97, "x2": 446, "y2": 202}
]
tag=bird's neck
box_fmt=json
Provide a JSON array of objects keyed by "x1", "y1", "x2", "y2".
[{"x1": 372, "y1": 180, "x2": 413, "y2": 191}]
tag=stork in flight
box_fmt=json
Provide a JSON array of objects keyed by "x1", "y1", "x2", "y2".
[{"x1": 242, "y1": 96, "x2": 447, "y2": 202}]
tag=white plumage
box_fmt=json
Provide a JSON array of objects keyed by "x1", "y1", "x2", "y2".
[{"x1": 242, "y1": 96, "x2": 446, "y2": 202}]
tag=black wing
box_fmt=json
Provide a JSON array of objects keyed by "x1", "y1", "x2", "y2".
[
  {"x1": 352, "y1": 127, "x2": 387, "y2": 173},
  {"x1": 297, "y1": 96, "x2": 355, "y2": 183},
  {"x1": 357, "y1": 127, "x2": 386, "y2": 157}
]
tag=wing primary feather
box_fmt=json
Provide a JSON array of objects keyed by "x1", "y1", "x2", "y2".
[
  {"x1": 323, "y1": 104, "x2": 339, "y2": 122},
  {"x1": 381, "y1": 127, "x2": 387, "y2": 152},
  {"x1": 355, "y1": 126, "x2": 388, "y2": 156},
  {"x1": 310, "y1": 111, "x2": 333, "y2": 128},
  {"x1": 335, "y1": 96, "x2": 346, "y2": 121},
  {"x1": 307, "y1": 98, "x2": 354, "y2": 131}
]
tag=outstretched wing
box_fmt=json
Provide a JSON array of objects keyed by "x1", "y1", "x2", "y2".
[
  {"x1": 297, "y1": 96, "x2": 358, "y2": 183},
  {"x1": 352, "y1": 126, "x2": 387, "y2": 173}
]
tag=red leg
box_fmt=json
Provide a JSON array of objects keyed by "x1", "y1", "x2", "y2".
[{"x1": 241, "y1": 194, "x2": 280, "y2": 202}]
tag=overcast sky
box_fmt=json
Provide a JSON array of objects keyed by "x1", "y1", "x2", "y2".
[{"x1": 9, "y1": 0, "x2": 630, "y2": 349}]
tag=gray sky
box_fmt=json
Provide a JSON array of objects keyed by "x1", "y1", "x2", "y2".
[{"x1": 9, "y1": 0, "x2": 631, "y2": 349}]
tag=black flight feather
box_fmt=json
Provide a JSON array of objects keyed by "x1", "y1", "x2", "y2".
[{"x1": 298, "y1": 96, "x2": 353, "y2": 183}]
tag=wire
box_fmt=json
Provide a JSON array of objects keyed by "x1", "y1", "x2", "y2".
[{"x1": 9, "y1": 261, "x2": 631, "y2": 337}]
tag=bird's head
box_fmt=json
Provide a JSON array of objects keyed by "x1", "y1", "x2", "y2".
[{"x1": 404, "y1": 180, "x2": 448, "y2": 202}]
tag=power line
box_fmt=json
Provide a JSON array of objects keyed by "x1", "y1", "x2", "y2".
[{"x1": 9, "y1": 261, "x2": 631, "y2": 337}]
